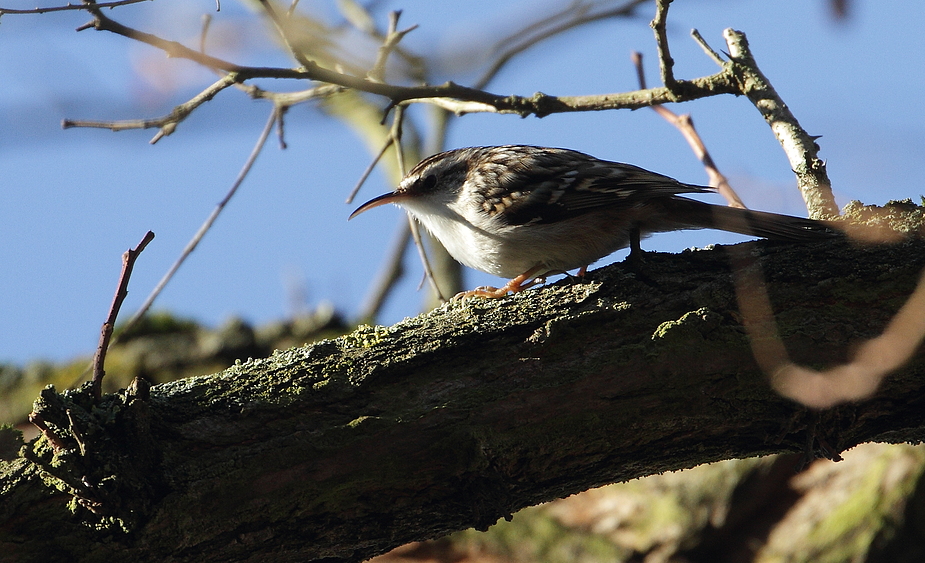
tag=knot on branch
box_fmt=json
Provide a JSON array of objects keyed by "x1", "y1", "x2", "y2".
[
  {"x1": 23, "y1": 379, "x2": 160, "y2": 532},
  {"x1": 526, "y1": 92, "x2": 566, "y2": 118}
]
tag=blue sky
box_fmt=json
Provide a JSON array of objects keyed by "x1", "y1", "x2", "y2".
[{"x1": 1, "y1": 0, "x2": 923, "y2": 364}]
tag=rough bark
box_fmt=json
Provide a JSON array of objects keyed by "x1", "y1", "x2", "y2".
[{"x1": 2, "y1": 236, "x2": 924, "y2": 563}]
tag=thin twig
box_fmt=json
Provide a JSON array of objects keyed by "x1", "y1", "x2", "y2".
[
  {"x1": 650, "y1": 0, "x2": 677, "y2": 93},
  {"x1": 120, "y1": 107, "x2": 281, "y2": 334},
  {"x1": 346, "y1": 102, "x2": 408, "y2": 205},
  {"x1": 286, "y1": 0, "x2": 301, "y2": 18},
  {"x1": 62, "y1": 74, "x2": 238, "y2": 143},
  {"x1": 27, "y1": 412, "x2": 67, "y2": 451},
  {"x1": 276, "y1": 106, "x2": 289, "y2": 149},
  {"x1": 368, "y1": 11, "x2": 419, "y2": 83},
  {"x1": 690, "y1": 28, "x2": 725, "y2": 66},
  {"x1": 346, "y1": 138, "x2": 394, "y2": 205},
  {"x1": 0, "y1": 0, "x2": 147, "y2": 15},
  {"x1": 256, "y1": 0, "x2": 313, "y2": 69},
  {"x1": 390, "y1": 105, "x2": 407, "y2": 177},
  {"x1": 74, "y1": 1, "x2": 739, "y2": 118},
  {"x1": 475, "y1": 0, "x2": 647, "y2": 90},
  {"x1": 631, "y1": 51, "x2": 745, "y2": 208},
  {"x1": 91, "y1": 230, "x2": 155, "y2": 400},
  {"x1": 385, "y1": 106, "x2": 445, "y2": 302},
  {"x1": 408, "y1": 216, "x2": 446, "y2": 302},
  {"x1": 246, "y1": 83, "x2": 343, "y2": 105},
  {"x1": 387, "y1": 107, "x2": 446, "y2": 303}
]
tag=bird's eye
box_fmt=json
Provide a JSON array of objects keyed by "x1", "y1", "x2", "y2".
[{"x1": 420, "y1": 174, "x2": 438, "y2": 192}]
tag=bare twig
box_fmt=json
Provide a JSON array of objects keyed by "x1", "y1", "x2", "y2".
[
  {"x1": 390, "y1": 105, "x2": 407, "y2": 177},
  {"x1": 246, "y1": 83, "x2": 343, "y2": 105},
  {"x1": 474, "y1": 0, "x2": 647, "y2": 90},
  {"x1": 631, "y1": 51, "x2": 745, "y2": 208},
  {"x1": 0, "y1": 0, "x2": 147, "y2": 15},
  {"x1": 650, "y1": 0, "x2": 677, "y2": 93},
  {"x1": 91, "y1": 230, "x2": 155, "y2": 400},
  {"x1": 408, "y1": 216, "x2": 446, "y2": 303},
  {"x1": 721, "y1": 29, "x2": 839, "y2": 218},
  {"x1": 286, "y1": 0, "x2": 302, "y2": 18},
  {"x1": 27, "y1": 412, "x2": 67, "y2": 451},
  {"x1": 74, "y1": 1, "x2": 739, "y2": 118},
  {"x1": 387, "y1": 106, "x2": 446, "y2": 303},
  {"x1": 62, "y1": 74, "x2": 239, "y2": 143},
  {"x1": 690, "y1": 28, "x2": 725, "y2": 66},
  {"x1": 345, "y1": 103, "x2": 408, "y2": 205},
  {"x1": 120, "y1": 108, "x2": 280, "y2": 334},
  {"x1": 276, "y1": 106, "x2": 289, "y2": 149},
  {"x1": 346, "y1": 138, "x2": 394, "y2": 205},
  {"x1": 368, "y1": 11, "x2": 419, "y2": 83},
  {"x1": 256, "y1": 0, "x2": 313, "y2": 69}
]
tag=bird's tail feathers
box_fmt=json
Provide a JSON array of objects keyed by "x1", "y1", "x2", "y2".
[{"x1": 660, "y1": 197, "x2": 838, "y2": 242}]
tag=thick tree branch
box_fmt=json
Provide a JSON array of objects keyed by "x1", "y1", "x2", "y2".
[{"x1": 3, "y1": 231, "x2": 925, "y2": 562}]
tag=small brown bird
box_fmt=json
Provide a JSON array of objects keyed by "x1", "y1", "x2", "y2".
[{"x1": 351, "y1": 145, "x2": 835, "y2": 298}]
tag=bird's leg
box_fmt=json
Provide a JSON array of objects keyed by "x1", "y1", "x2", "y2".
[
  {"x1": 454, "y1": 266, "x2": 544, "y2": 300},
  {"x1": 627, "y1": 226, "x2": 644, "y2": 266},
  {"x1": 623, "y1": 225, "x2": 661, "y2": 288}
]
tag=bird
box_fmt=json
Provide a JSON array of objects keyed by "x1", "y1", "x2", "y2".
[{"x1": 350, "y1": 145, "x2": 836, "y2": 298}]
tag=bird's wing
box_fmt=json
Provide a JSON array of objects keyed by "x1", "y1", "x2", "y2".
[{"x1": 478, "y1": 147, "x2": 713, "y2": 226}]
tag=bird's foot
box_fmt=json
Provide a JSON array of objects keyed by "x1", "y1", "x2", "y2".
[{"x1": 453, "y1": 269, "x2": 544, "y2": 300}]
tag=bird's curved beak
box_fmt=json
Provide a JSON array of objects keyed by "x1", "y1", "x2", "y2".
[{"x1": 349, "y1": 191, "x2": 407, "y2": 220}]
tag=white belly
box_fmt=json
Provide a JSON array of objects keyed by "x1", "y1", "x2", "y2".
[{"x1": 405, "y1": 206, "x2": 631, "y2": 279}]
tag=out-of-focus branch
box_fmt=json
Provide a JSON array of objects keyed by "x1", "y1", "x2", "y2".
[
  {"x1": 731, "y1": 244, "x2": 925, "y2": 410},
  {"x1": 118, "y1": 107, "x2": 281, "y2": 339},
  {"x1": 473, "y1": 0, "x2": 648, "y2": 90},
  {"x1": 631, "y1": 51, "x2": 745, "y2": 208}
]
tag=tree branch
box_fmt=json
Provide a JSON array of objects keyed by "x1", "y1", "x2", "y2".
[
  {"x1": 631, "y1": 50, "x2": 746, "y2": 209},
  {"x1": 0, "y1": 0, "x2": 148, "y2": 16},
  {"x1": 721, "y1": 29, "x2": 839, "y2": 218},
  {"x1": 90, "y1": 230, "x2": 154, "y2": 400},
  {"x1": 4, "y1": 232, "x2": 925, "y2": 562},
  {"x1": 115, "y1": 108, "x2": 280, "y2": 340},
  {"x1": 651, "y1": 0, "x2": 678, "y2": 94},
  {"x1": 71, "y1": 1, "x2": 739, "y2": 119},
  {"x1": 473, "y1": 0, "x2": 648, "y2": 90},
  {"x1": 62, "y1": 74, "x2": 239, "y2": 142}
]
